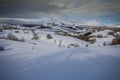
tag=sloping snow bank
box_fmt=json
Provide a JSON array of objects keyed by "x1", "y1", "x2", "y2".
[{"x1": 0, "y1": 39, "x2": 120, "y2": 80}]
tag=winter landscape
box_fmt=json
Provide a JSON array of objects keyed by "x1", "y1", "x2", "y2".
[
  {"x1": 0, "y1": 0, "x2": 120, "y2": 80},
  {"x1": 0, "y1": 23, "x2": 120, "y2": 80}
]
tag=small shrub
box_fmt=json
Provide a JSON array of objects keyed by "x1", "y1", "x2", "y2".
[
  {"x1": 67, "y1": 43, "x2": 79, "y2": 48},
  {"x1": 19, "y1": 37, "x2": 25, "y2": 42},
  {"x1": 59, "y1": 40, "x2": 62, "y2": 48},
  {"x1": 0, "y1": 29, "x2": 3, "y2": 32},
  {"x1": 7, "y1": 33, "x2": 18, "y2": 41},
  {"x1": 70, "y1": 44, "x2": 79, "y2": 47},
  {"x1": 97, "y1": 34, "x2": 103, "y2": 38},
  {"x1": 67, "y1": 45, "x2": 71, "y2": 48},
  {"x1": 86, "y1": 44, "x2": 88, "y2": 47},
  {"x1": 111, "y1": 37, "x2": 120, "y2": 45},
  {"x1": 46, "y1": 34, "x2": 53, "y2": 39},
  {"x1": 108, "y1": 32, "x2": 114, "y2": 36},
  {"x1": 77, "y1": 35, "x2": 89, "y2": 42},
  {"x1": 32, "y1": 32, "x2": 39, "y2": 40},
  {"x1": 24, "y1": 31, "x2": 29, "y2": 34},
  {"x1": 54, "y1": 39, "x2": 56, "y2": 43},
  {"x1": 32, "y1": 43, "x2": 37, "y2": 45},
  {"x1": 103, "y1": 42, "x2": 107, "y2": 46},
  {"x1": 89, "y1": 39, "x2": 96, "y2": 44},
  {"x1": 84, "y1": 32, "x2": 92, "y2": 36},
  {"x1": 15, "y1": 31, "x2": 19, "y2": 33},
  {"x1": 0, "y1": 46, "x2": 4, "y2": 51}
]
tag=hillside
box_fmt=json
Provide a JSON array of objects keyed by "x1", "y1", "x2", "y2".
[
  {"x1": 0, "y1": 39, "x2": 120, "y2": 80},
  {"x1": 0, "y1": 24, "x2": 120, "y2": 80}
]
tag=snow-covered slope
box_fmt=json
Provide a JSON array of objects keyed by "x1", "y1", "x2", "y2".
[
  {"x1": 0, "y1": 24, "x2": 120, "y2": 80},
  {"x1": 91, "y1": 30, "x2": 112, "y2": 37},
  {"x1": 0, "y1": 29, "x2": 88, "y2": 48},
  {"x1": 0, "y1": 39, "x2": 120, "y2": 80}
]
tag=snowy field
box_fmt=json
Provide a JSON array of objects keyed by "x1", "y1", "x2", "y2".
[
  {"x1": 0, "y1": 25, "x2": 120, "y2": 80},
  {"x1": 0, "y1": 39, "x2": 120, "y2": 80}
]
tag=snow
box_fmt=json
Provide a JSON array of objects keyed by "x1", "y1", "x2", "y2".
[
  {"x1": 0, "y1": 25, "x2": 120, "y2": 80},
  {"x1": 51, "y1": 35, "x2": 87, "y2": 47},
  {"x1": 91, "y1": 30, "x2": 112, "y2": 37},
  {"x1": 0, "y1": 39, "x2": 120, "y2": 80},
  {"x1": 0, "y1": 29, "x2": 88, "y2": 48},
  {"x1": 89, "y1": 37, "x2": 114, "y2": 46}
]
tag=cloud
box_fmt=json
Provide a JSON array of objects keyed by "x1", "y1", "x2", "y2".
[
  {"x1": 0, "y1": 0, "x2": 119, "y2": 25},
  {"x1": 0, "y1": 0, "x2": 119, "y2": 17},
  {"x1": 0, "y1": 0, "x2": 62, "y2": 18},
  {"x1": 57, "y1": 0, "x2": 120, "y2": 16},
  {"x1": 0, "y1": 18, "x2": 53, "y2": 24}
]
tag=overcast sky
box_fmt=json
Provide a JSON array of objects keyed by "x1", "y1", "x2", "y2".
[{"x1": 0, "y1": 0, "x2": 119, "y2": 25}]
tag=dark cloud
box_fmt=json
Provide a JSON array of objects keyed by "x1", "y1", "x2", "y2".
[
  {"x1": 0, "y1": 0, "x2": 62, "y2": 18},
  {"x1": 0, "y1": 0, "x2": 119, "y2": 25},
  {"x1": 0, "y1": 0, "x2": 25, "y2": 17}
]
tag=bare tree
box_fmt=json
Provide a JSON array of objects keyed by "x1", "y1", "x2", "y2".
[
  {"x1": 59, "y1": 40, "x2": 62, "y2": 48},
  {"x1": 32, "y1": 32, "x2": 39, "y2": 40},
  {"x1": 7, "y1": 33, "x2": 18, "y2": 41},
  {"x1": 20, "y1": 37, "x2": 25, "y2": 42}
]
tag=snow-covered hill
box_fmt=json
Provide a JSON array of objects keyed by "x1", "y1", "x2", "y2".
[
  {"x1": 0, "y1": 24, "x2": 120, "y2": 80},
  {"x1": 1, "y1": 24, "x2": 119, "y2": 47},
  {"x1": 0, "y1": 39, "x2": 120, "y2": 80}
]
